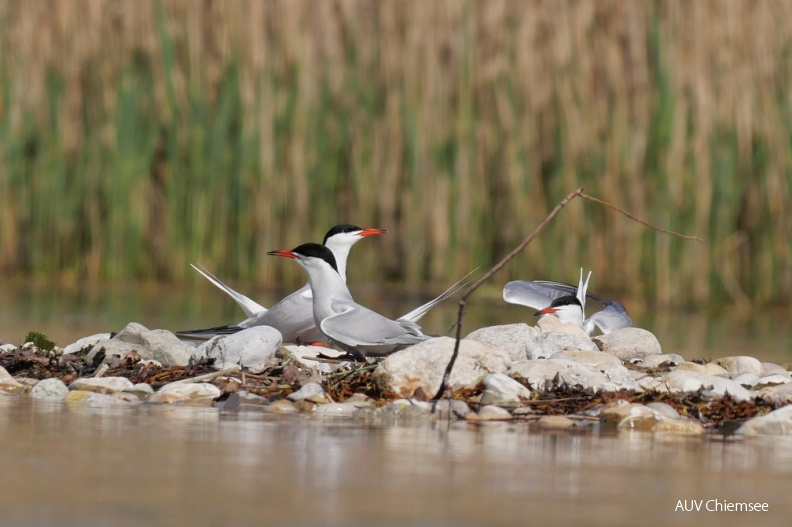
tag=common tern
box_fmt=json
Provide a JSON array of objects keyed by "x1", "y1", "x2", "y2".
[
  {"x1": 268, "y1": 243, "x2": 432, "y2": 357},
  {"x1": 503, "y1": 268, "x2": 632, "y2": 335},
  {"x1": 178, "y1": 225, "x2": 386, "y2": 343},
  {"x1": 179, "y1": 224, "x2": 467, "y2": 344}
]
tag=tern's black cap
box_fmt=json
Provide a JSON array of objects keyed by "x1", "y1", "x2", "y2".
[{"x1": 292, "y1": 243, "x2": 339, "y2": 272}]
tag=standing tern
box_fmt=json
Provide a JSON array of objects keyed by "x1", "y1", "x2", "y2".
[
  {"x1": 503, "y1": 268, "x2": 632, "y2": 335},
  {"x1": 179, "y1": 224, "x2": 468, "y2": 344},
  {"x1": 268, "y1": 243, "x2": 432, "y2": 357},
  {"x1": 178, "y1": 224, "x2": 385, "y2": 343}
]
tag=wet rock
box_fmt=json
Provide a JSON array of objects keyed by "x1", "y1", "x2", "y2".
[
  {"x1": 372, "y1": 337, "x2": 510, "y2": 398},
  {"x1": 510, "y1": 359, "x2": 609, "y2": 392},
  {"x1": 593, "y1": 328, "x2": 662, "y2": 361},
  {"x1": 712, "y1": 356, "x2": 763, "y2": 377},
  {"x1": 732, "y1": 373, "x2": 760, "y2": 388},
  {"x1": 654, "y1": 418, "x2": 705, "y2": 435},
  {"x1": 65, "y1": 390, "x2": 138, "y2": 406},
  {"x1": 600, "y1": 403, "x2": 657, "y2": 431},
  {"x1": 738, "y1": 405, "x2": 792, "y2": 436},
  {"x1": 69, "y1": 377, "x2": 134, "y2": 394},
  {"x1": 468, "y1": 405, "x2": 513, "y2": 421},
  {"x1": 220, "y1": 391, "x2": 271, "y2": 412},
  {"x1": 192, "y1": 326, "x2": 281, "y2": 373},
  {"x1": 126, "y1": 383, "x2": 155, "y2": 395},
  {"x1": 464, "y1": 323, "x2": 539, "y2": 362},
  {"x1": 147, "y1": 391, "x2": 190, "y2": 404},
  {"x1": 113, "y1": 323, "x2": 193, "y2": 367},
  {"x1": 63, "y1": 333, "x2": 112, "y2": 355},
  {"x1": 0, "y1": 367, "x2": 24, "y2": 394},
  {"x1": 30, "y1": 378, "x2": 70, "y2": 400},
  {"x1": 314, "y1": 401, "x2": 371, "y2": 417},
  {"x1": 552, "y1": 349, "x2": 622, "y2": 367},
  {"x1": 525, "y1": 319, "x2": 597, "y2": 360},
  {"x1": 265, "y1": 399, "x2": 299, "y2": 414},
  {"x1": 287, "y1": 382, "x2": 330, "y2": 404},
  {"x1": 156, "y1": 382, "x2": 222, "y2": 403},
  {"x1": 662, "y1": 371, "x2": 753, "y2": 402},
  {"x1": 646, "y1": 402, "x2": 680, "y2": 419},
  {"x1": 538, "y1": 415, "x2": 576, "y2": 429},
  {"x1": 479, "y1": 373, "x2": 532, "y2": 405}
]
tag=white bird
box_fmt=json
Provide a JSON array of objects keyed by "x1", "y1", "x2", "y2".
[
  {"x1": 503, "y1": 268, "x2": 632, "y2": 335},
  {"x1": 268, "y1": 243, "x2": 432, "y2": 357},
  {"x1": 178, "y1": 225, "x2": 384, "y2": 343},
  {"x1": 180, "y1": 224, "x2": 468, "y2": 344}
]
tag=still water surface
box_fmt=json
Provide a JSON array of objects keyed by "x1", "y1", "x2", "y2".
[{"x1": 1, "y1": 282, "x2": 791, "y2": 526}]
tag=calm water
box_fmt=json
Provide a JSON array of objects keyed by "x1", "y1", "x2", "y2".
[{"x1": 1, "y1": 282, "x2": 791, "y2": 526}]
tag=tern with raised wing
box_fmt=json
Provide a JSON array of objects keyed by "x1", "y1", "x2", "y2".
[
  {"x1": 268, "y1": 243, "x2": 432, "y2": 356},
  {"x1": 503, "y1": 268, "x2": 631, "y2": 335}
]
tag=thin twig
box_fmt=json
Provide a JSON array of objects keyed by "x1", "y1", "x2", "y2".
[{"x1": 580, "y1": 192, "x2": 704, "y2": 242}]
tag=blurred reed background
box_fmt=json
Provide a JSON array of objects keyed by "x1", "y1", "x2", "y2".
[{"x1": 0, "y1": 0, "x2": 790, "y2": 308}]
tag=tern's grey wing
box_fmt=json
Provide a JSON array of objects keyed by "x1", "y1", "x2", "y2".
[
  {"x1": 398, "y1": 269, "x2": 477, "y2": 323},
  {"x1": 532, "y1": 279, "x2": 601, "y2": 302},
  {"x1": 585, "y1": 301, "x2": 632, "y2": 335},
  {"x1": 503, "y1": 280, "x2": 561, "y2": 309},
  {"x1": 320, "y1": 303, "x2": 426, "y2": 350},
  {"x1": 192, "y1": 263, "x2": 267, "y2": 318}
]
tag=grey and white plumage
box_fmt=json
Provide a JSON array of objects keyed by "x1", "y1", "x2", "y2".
[
  {"x1": 503, "y1": 268, "x2": 631, "y2": 335},
  {"x1": 268, "y1": 243, "x2": 432, "y2": 356}
]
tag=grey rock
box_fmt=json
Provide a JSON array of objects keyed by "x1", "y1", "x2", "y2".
[
  {"x1": 538, "y1": 415, "x2": 576, "y2": 429},
  {"x1": 662, "y1": 370, "x2": 752, "y2": 402},
  {"x1": 479, "y1": 373, "x2": 532, "y2": 405},
  {"x1": 593, "y1": 327, "x2": 662, "y2": 361},
  {"x1": 372, "y1": 337, "x2": 510, "y2": 398},
  {"x1": 524, "y1": 321, "x2": 597, "y2": 360},
  {"x1": 469, "y1": 405, "x2": 513, "y2": 421},
  {"x1": 69, "y1": 377, "x2": 134, "y2": 394},
  {"x1": 192, "y1": 326, "x2": 281, "y2": 373},
  {"x1": 738, "y1": 405, "x2": 792, "y2": 435},
  {"x1": 1, "y1": 343, "x2": 17, "y2": 353},
  {"x1": 510, "y1": 359, "x2": 609, "y2": 392},
  {"x1": 265, "y1": 399, "x2": 299, "y2": 414},
  {"x1": 87, "y1": 339, "x2": 141, "y2": 365},
  {"x1": 63, "y1": 333, "x2": 112, "y2": 355},
  {"x1": 30, "y1": 378, "x2": 70, "y2": 400},
  {"x1": 65, "y1": 390, "x2": 139, "y2": 406},
  {"x1": 758, "y1": 374, "x2": 792, "y2": 386},
  {"x1": 637, "y1": 354, "x2": 686, "y2": 369},
  {"x1": 553, "y1": 349, "x2": 622, "y2": 367},
  {"x1": 646, "y1": 402, "x2": 680, "y2": 419},
  {"x1": 113, "y1": 323, "x2": 193, "y2": 367},
  {"x1": 314, "y1": 402, "x2": 369, "y2": 417},
  {"x1": 712, "y1": 356, "x2": 763, "y2": 377},
  {"x1": 754, "y1": 383, "x2": 792, "y2": 404},
  {"x1": 675, "y1": 362, "x2": 707, "y2": 374},
  {"x1": 704, "y1": 362, "x2": 730, "y2": 376},
  {"x1": 464, "y1": 324, "x2": 539, "y2": 362},
  {"x1": 126, "y1": 383, "x2": 155, "y2": 395},
  {"x1": 760, "y1": 362, "x2": 790, "y2": 377},
  {"x1": 156, "y1": 382, "x2": 222, "y2": 402}
]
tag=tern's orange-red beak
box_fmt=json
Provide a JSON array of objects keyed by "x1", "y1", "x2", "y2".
[
  {"x1": 267, "y1": 249, "x2": 298, "y2": 259},
  {"x1": 358, "y1": 228, "x2": 387, "y2": 237},
  {"x1": 534, "y1": 306, "x2": 556, "y2": 317}
]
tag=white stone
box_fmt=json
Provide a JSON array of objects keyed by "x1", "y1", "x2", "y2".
[
  {"x1": 287, "y1": 382, "x2": 328, "y2": 403},
  {"x1": 738, "y1": 405, "x2": 792, "y2": 436},
  {"x1": 638, "y1": 354, "x2": 685, "y2": 369},
  {"x1": 30, "y1": 378, "x2": 70, "y2": 400},
  {"x1": 712, "y1": 356, "x2": 763, "y2": 377},
  {"x1": 313, "y1": 402, "x2": 366, "y2": 417},
  {"x1": 469, "y1": 405, "x2": 513, "y2": 421},
  {"x1": 510, "y1": 359, "x2": 609, "y2": 392},
  {"x1": 479, "y1": 373, "x2": 532, "y2": 405},
  {"x1": 464, "y1": 323, "x2": 539, "y2": 362},
  {"x1": 69, "y1": 377, "x2": 134, "y2": 394},
  {"x1": 372, "y1": 337, "x2": 510, "y2": 398},
  {"x1": 113, "y1": 322, "x2": 193, "y2": 367},
  {"x1": 192, "y1": 326, "x2": 281, "y2": 373},
  {"x1": 157, "y1": 382, "x2": 222, "y2": 401},
  {"x1": 759, "y1": 374, "x2": 792, "y2": 386},
  {"x1": 732, "y1": 373, "x2": 760, "y2": 388},
  {"x1": 662, "y1": 371, "x2": 753, "y2": 402},
  {"x1": 63, "y1": 333, "x2": 112, "y2": 355},
  {"x1": 552, "y1": 349, "x2": 622, "y2": 367},
  {"x1": 592, "y1": 328, "x2": 662, "y2": 361}
]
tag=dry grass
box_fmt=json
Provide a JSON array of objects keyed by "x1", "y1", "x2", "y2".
[{"x1": 0, "y1": 0, "x2": 790, "y2": 307}]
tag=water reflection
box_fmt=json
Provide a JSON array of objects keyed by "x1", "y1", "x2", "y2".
[{"x1": 1, "y1": 398, "x2": 791, "y2": 527}]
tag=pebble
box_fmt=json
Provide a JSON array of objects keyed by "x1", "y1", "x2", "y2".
[
  {"x1": 712, "y1": 356, "x2": 763, "y2": 377},
  {"x1": 468, "y1": 405, "x2": 513, "y2": 421},
  {"x1": 753, "y1": 383, "x2": 792, "y2": 404},
  {"x1": 313, "y1": 402, "x2": 367, "y2": 418},
  {"x1": 646, "y1": 402, "x2": 680, "y2": 419},
  {"x1": 662, "y1": 371, "x2": 753, "y2": 402},
  {"x1": 479, "y1": 373, "x2": 532, "y2": 405},
  {"x1": 732, "y1": 373, "x2": 760, "y2": 388},
  {"x1": 654, "y1": 418, "x2": 705, "y2": 435},
  {"x1": 510, "y1": 358, "x2": 609, "y2": 392},
  {"x1": 525, "y1": 321, "x2": 598, "y2": 360},
  {"x1": 287, "y1": 382, "x2": 330, "y2": 404},
  {"x1": 600, "y1": 403, "x2": 657, "y2": 431},
  {"x1": 1, "y1": 343, "x2": 17, "y2": 353},
  {"x1": 372, "y1": 337, "x2": 510, "y2": 398},
  {"x1": 761, "y1": 362, "x2": 790, "y2": 377},
  {"x1": 30, "y1": 378, "x2": 70, "y2": 400},
  {"x1": 675, "y1": 362, "x2": 707, "y2": 373},
  {"x1": 638, "y1": 354, "x2": 685, "y2": 369},
  {"x1": 538, "y1": 415, "x2": 576, "y2": 429},
  {"x1": 464, "y1": 323, "x2": 539, "y2": 362},
  {"x1": 220, "y1": 391, "x2": 271, "y2": 412},
  {"x1": 592, "y1": 328, "x2": 662, "y2": 361},
  {"x1": 265, "y1": 399, "x2": 299, "y2": 414},
  {"x1": 192, "y1": 326, "x2": 282, "y2": 373},
  {"x1": 65, "y1": 390, "x2": 138, "y2": 406},
  {"x1": 552, "y1": 349, "x2": 622, "y2": 367},
  {"x1": 703, "y1": 362, "x2": 729, "y2": 377},
  {"x1": 156, "y1": 382, "x2": 222, "y2": 402},
  {"x1": 63, "y1": 333, "x2": 112, "y2": 355},
  {"x1": 69, "y1": 377, "x2": 134, "y2": 394},
  {"x1": 758, "y1": 374, "x2": 792, "y2": 386}
]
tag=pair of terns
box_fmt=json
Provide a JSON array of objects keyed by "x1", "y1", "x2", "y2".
[{"x1": 180, "y1": 225, "x2": 463, "y2": 356}]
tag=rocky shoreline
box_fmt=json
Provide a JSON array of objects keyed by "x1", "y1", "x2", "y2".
[{"x1": 2, "y1": 318, "x2": 792, "y2": 436}]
